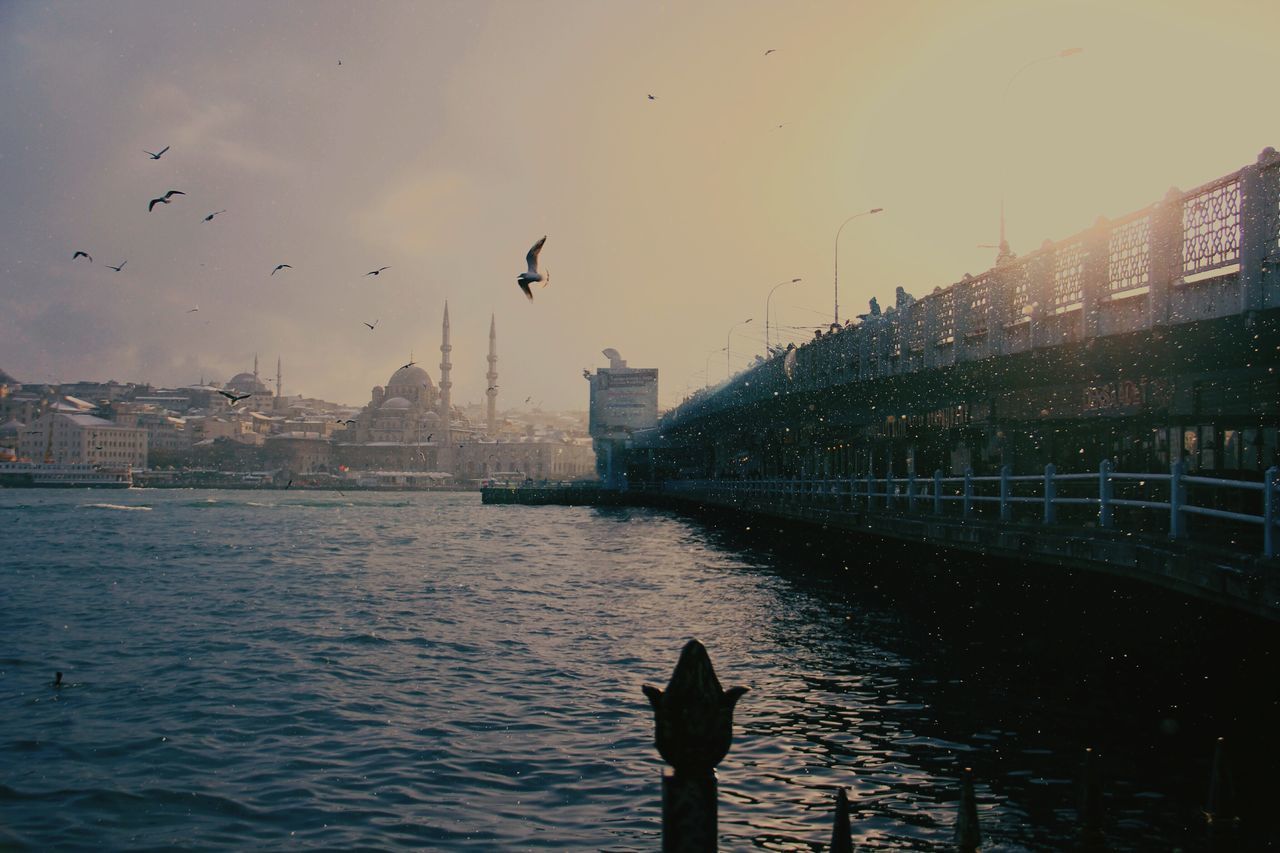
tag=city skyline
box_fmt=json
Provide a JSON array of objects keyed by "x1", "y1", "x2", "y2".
[{"x1": 2, "y1": 0, "x2": 1277, "y2": 410}]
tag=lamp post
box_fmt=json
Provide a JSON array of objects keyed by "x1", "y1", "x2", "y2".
[
  {"x1": 704, "y1": 347, "x2": 726, "y2": 388},
  {"x1": 833, "y1": 208, "x2": 883, "y2": 325},
  {"x1": 765, "y1": 278, "x2": 802, "y2": 355},
  {"x1": 726, "y1": 318, "x2": 753, "y2": 380},
  {"x1": 995, "y1": 47, "x2": 1083, "y2": 263}
]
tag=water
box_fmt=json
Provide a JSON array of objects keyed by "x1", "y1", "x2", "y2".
[{"x1": 1, "y1": 490, "x2": 1276, "y2": 850}]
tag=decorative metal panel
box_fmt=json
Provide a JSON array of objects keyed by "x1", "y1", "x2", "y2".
[
  {"x1": 1264, "y1": 163, "x2": 1280, "y2": 258},
  {"x1": 1181, "y1": 178, "x2": 1240, "y2": 275},
  {"x1": 1106, "y1": 215, "x2": 1151, "y2": 294},
  {"x1": 934, "y1": 287, "x2": 955, "y2": 344},
  {"x1": 907, "y1": 305, "x2": 925, "y2": 352},
  {"x1": 1052, "y1": 240, "x2": 1086, "y2": 311},
  {"x1": 967, "y1": 276, "x2": 990, "y2": 314},
  {"x1": 1006, "y1": 263, "x2": 1032, "y2": 320}
]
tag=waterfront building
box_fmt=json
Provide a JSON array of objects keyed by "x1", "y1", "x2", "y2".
[
  {"x1": 17, "y1": 411, "x2": 147, "y2": 469},
  {"x1": 586, "y1": 348, "x2": 659, "y2": 486}
]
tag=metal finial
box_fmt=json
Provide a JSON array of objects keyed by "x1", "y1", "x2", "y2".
[
  {"x1": 642, "y1": 639, "x2": 747, "y2": 775},
  {"x1": 830, "y1": 787, "x2": 852, "y2": 853}
]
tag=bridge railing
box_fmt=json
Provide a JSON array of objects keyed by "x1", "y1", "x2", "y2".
[{"x1": 662, "y1": 463, "x2": 1279, "y2": 558}]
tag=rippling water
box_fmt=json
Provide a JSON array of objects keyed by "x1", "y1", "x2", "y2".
[{"x1": 1, "y1": 489, "x2": 1276, "y2": 850}]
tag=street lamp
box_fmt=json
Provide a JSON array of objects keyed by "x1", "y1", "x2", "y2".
[
  {"x1": 704, "y1": 347, "x2": 726, "y2": 388},
  {"x1": 726, "y1": 318, "x2": 753, "y2": 380},
  {"x1": 833, "y1": 208, "x2": 883, "y2": 325},
  {"x1": 995, "y1": 47, "x2": 1083, "y2": 263},
  {"x1": 765, "y1": 278, "x2": 802, "y2": 355}
]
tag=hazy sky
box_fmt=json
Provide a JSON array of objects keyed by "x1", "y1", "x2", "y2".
[{"x1": 2, "y1": 0, "x2": 1277, "y2": 409}]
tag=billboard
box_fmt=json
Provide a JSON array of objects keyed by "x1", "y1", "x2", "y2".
[{"x1": 589, "y1": 368, "x2": 658, "y2": 438}]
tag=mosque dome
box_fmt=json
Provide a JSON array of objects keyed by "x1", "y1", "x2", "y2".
[
  {"x1": 381, "y1": 396, "x2": 412, "y2": 410},
  {"x1": 421, "y1": 410, "x2": 440, "y2": 427},
  {"x1": 227, "y1": 372, "x2": 269, "y2": 394},
  {"x1": 387, "y1": 364, "x2": 432, "y2": 390}
]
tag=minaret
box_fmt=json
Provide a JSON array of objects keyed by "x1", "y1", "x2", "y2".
[
  {"x1": 485, "y1": 314, "x2": 498, "y2": 435},
  {"x1": 253, "y1": 353, "x2": 259, "y2": 381},
  {"x1": 275, "y1": 357, "x2": 282, "y2": 399},
  {"x1": 438, "y1": 302, "x2": 452, "y2": 444}
]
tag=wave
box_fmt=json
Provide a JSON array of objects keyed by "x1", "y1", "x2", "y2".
[{"x1": 81, "y1": 503, "x2": 152, "y2": 511}]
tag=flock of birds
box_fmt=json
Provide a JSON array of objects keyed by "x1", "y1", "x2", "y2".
[
  {"x1": 63, "y1": 46, "x2": 789, "y2": 400},
  {"x1": 70, "y1": 141, "x2": 555, "y2": 321}
]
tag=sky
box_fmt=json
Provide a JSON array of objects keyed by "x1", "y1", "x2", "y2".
[{"x1": 1, "y1": 0, "x2": 1277, "y2": 410}]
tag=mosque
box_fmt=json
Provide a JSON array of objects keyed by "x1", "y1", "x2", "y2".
[{"x1": 330, "y1": 302, "x2": 477, "y2": 472}]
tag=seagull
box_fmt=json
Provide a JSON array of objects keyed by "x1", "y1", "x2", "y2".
[
  {"x1": 148, "y1": 190, "x2": 185, "y2": 211},
  {"x1": 202, "y1": 210, "x2": 226, "y2": 222},
  {"x1": 426, "y1": 433, "x2": 433, "y2": 442},
  {"x1": 582, "y1": 369, "x2": 591, "y2": 379},
  {"x1": 400, "y1": 360, "x2": 416, "y2": 370},
  {"x1": 764, "y1": 49, "x2": 776, "y2": 55},
  {"x1": 187, "y1": 306, "x2": 199, "y2": 313},
  {"x1": 218, "y1": 390, "x2": 251, "y2": 405},
  {"x1": 365, "y1": 266, "x2": 390, "y2": 276},
  {"x1": 647, "y1": 93, "x2": 657, "y2": 100},
  {"x1": 144, "y1": 146, "x2": 170, "y2": 160},
  {"x1": 363, "y1": 319, "x2": 378, "y2": 330},
  {"x1": 516, "y1": 236, "x2": 548, "y2": 300},
  {"x1": 72, "y1": 251, "x2": 92, "y2": 262},
  {"x1": 271, "y1": 264, "x2": 292, "y2": 275},
  {"x1": 487, "y1": 385, "x2": 498, "y2": 392},
  {"x1": 340, "y1": 419, "x2": 356, "y2": 425},
  {"x1": 525, "y1": 396, "x2": 532, "y2": 403},
  {"x1": 106, "y1": 261, "x2": 126, "y2": 271},
  {"x1": 285, "y1": 479, "x2": 293, "y2": 490}
]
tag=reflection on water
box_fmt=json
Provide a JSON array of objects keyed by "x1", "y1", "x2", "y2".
[{"x1": 0, "y1": 491, "x2": 1275, "y2": 850}]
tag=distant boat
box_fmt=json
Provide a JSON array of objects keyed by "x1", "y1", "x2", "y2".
[{"x1": 0, "y1": 461, "x2": 132, "y2": 489}]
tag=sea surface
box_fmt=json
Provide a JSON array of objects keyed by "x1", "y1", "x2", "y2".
[{"x1": 1, "y1": 489, "x2": 1276, "y2": 850}]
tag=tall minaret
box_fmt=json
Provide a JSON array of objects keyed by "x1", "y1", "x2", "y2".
[
  {"x1": 485, "y1": 314, "x2": 498, "y2": 435},
  {"x1": 438, "y1": 302, "x2": 452, "y2": 444},
  {"x1": 275, "y1": 357, "x2": 282, "y2": 399},
  {"x1": 253, "y1": 353, "x2": 259, "y2": 381}
]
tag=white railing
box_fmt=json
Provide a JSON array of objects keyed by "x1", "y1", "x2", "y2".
[{"x1": 661, "y1": 462, "x2": 1279, "y2": 558}]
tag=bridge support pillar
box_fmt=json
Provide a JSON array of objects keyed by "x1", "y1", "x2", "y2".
[
  {"x1": 1170, "y1": 461, "x2": 1185, "y2": 539},
  {"x1": 1043, "y1": 464, "x2": 1057, "y2": 525},
  {"x1": 999, "y1": 465, "x2": 1011, "y2": 522},
  {"x1": 1099, "y1": 459, "x2": 1114, "y2": 529}
]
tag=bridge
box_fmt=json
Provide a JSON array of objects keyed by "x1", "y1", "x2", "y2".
[{"x1": 594, "y1": 147, "x2": 1280, "y2": 620}]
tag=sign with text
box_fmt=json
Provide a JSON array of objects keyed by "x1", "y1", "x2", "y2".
[{"x1": 589, "y1": 368, "x2": 658, "y2": 437}]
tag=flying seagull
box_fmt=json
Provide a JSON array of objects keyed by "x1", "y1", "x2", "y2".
[
  {"x1": 764, "y1": 49, "x2": 776, "y2": 55},
  {"x1": 365, "y1": 266, "x2": 390, "y2": 276},
  {"x1": 647, "y1": 93, "x2": 656, "y2": 100},
  {"x1": 516, "y1": 236, "x2": 548, "y2": 300},
  {"x1": 340, "y1": 419, "x2": 356, "y2": 425},
  {"x1": 144, "y1": 146, "x2": 170, "y2": 160},
  {"x1": 106, "y1": 261, "x2": 126, "y2": 272},
  {"x1": 187, "y1": 306, "x2": 199, "y2": 313},
  {"x1": 400, "y1": 360, "x2": 416, "y2": 370},
  {"x1": 202, "y1": 210, "x2": 226, "y2": 222},
  {"x1": 271, "y1": 264, "x2": 292, "y2": 275},
  {"x1": 72, "y1": 251, "x2": 92, "y2": 262},
  {"x1": 363, "y1": 319, "x2": 378, "y2": 330},
  {"x1": 218, "y1": 389, "x2": 251, "y2": 405},
  {"x1": 148, "y1": 190, "x2": 185, "y2": 211},
  {"x1": 525, "y1": 396, "x2": 532, "y2": 404}
]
